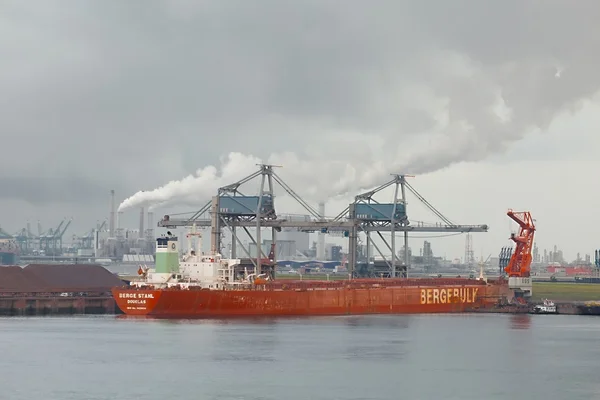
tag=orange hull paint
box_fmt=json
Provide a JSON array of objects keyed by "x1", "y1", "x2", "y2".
[{"x1": 113, "y1": 278, "x2": 510, "y2": 318}]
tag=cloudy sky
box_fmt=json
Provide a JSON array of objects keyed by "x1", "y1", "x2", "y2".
[{"x1": 2, "y1": 0, "x2": 599, "y2": 261}]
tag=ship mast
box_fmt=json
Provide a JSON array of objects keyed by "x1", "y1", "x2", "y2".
[{"x1": 186, "y1": 223, "x2": 202, "y2": 256}]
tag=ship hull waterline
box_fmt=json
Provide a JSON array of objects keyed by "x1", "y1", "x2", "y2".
[{"x1": 112, "y1": 282, "x2": 509, "y2": 318}]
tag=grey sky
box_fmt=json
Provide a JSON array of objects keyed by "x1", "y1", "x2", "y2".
[{"x1": 1, "y1": 0, "x2": 599, "y2": 259}]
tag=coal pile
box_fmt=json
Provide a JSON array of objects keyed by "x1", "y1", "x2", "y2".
[
  {"x1": 0, "y1": 264, "x2": 127, "y2": 293},
  {"x1": 0, "y1": 266, "x2": 48, "y2": 293}
]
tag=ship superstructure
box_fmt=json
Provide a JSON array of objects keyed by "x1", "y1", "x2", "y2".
[{"x1": 131, "y1": 226, "x2": 264, "y2": 291}]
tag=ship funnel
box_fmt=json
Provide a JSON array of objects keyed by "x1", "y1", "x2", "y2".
[{"x1": 155, "y1": 234, "x2": 180, "y2": 274}]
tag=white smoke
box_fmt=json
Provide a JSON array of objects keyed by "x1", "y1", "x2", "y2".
[
  {"x1": 119, "y1": 50, "x2": 598, "y2": 212},
  {"x1": 116, "y1": 2, "x2": 600, "y2": 212},
  {"x1": 118, "y1": 152, "x2": 261, "y2": 211},
  {"x1": 118, "y1": 148, "x2": 391, "y2": 212}
]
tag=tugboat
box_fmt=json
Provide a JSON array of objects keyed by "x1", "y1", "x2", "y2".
[{"x1": 531, "y1": 299, "x2": 557, "y2": 314}]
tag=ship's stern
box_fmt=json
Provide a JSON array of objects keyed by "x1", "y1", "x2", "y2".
[{"x1": 112, "y1": 288, "x2": 161, "y2": 315}]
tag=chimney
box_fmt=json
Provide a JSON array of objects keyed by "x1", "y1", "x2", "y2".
[
  {"x1": 139, "y1": 207, "x2": 145, "y2": 239},
  {"x1": 109, "y1": 189, "x2": 115, "y2": 237},
  {"x1": 147, "y1": 212, "x2": 154, "y2": 239}
]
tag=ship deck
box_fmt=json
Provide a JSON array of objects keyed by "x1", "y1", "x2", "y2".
[{"x1": 123, "y1": 277, "x2": 506, "y2": 292}]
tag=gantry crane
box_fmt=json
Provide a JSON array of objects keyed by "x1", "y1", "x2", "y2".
[
  {"x1": 76, "y1": 220, "x2": 107, "y2": 250},
  {"x1": 157, "y1": 164, "x2": 489, "y2": 277},
  {"x1": 504, "y1": 209, "x2": 535, "y2": 298},
  {"x1": 13, "y1": 222, "x2": 35, "y2": 255},
  {"x1": 39, "y1": 218, "x2": 72, "y2": 256}
]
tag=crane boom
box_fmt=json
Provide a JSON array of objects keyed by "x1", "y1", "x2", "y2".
[{"x1": 504, "y1": 210, "x2": 535, "y2": 278}]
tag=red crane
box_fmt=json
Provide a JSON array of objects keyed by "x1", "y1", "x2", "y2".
[
  {"x1": 261, "y1": 242, "x2": 276, "y2": 266},
  {"x1": 504, "y1": 210, "x2": 535, "y2": 278}
]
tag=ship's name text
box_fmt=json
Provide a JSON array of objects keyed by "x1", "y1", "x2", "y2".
[
  {"x1": 127, "y1": 299, "x2": 146, "y2": 305},
  {"x1": 118, "y1": 293, "x2": 154, "y2": 299},
  {"x1": 420, "y1": 288, "x2": 478, "y2": 304}
]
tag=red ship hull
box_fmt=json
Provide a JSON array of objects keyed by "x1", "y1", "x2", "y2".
[{"x1": 112, "y1": 278, "x2": 511, "y2": 318}]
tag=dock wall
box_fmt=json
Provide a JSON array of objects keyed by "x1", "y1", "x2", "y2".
[{"x1": 0, "y1": 294, "x2": 122, "y2": 316}]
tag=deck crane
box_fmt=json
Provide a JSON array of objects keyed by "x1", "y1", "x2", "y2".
[{"x1": 504, "y1": 209, "x2": 535, "y2": 299}]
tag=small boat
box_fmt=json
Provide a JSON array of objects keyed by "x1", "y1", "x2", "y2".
[{"x1": 531, "y1": 299, "x2": 557, "y2": 314}]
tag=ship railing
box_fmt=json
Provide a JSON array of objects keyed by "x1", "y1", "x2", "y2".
[
  {"x1": 253, "y1": 277, "x2": 489, "y2": 291},
  {"x1": 116, "y1": 277, "x2": 493, "y2": 292}
]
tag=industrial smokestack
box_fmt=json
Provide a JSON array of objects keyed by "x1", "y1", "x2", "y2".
[
  {"x1": 317, "y1": 202, "x2": 325, "y2": 260},
  {"x1": 139, "y1": 207, "x2": 145, "y2": 239},
  {"x1": 109, "y1": 189, "x2": 115, "y2": 237},
  {"x1": 147, "y1": 212, "x2": 154, "y2": 239}
]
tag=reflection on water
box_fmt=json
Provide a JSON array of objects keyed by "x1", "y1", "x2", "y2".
[
  {"x1": 343, "y1": 340, "x2": 408, "y2": 361},
  {"x1": 510, "y1": 314, "x2": 532, "y2": 330},
  {"x1": 211, "y1": 319, "x2": 279, "y2": 362},
  {"x1": 341, "y1": 316, "x2": 411, "y2": 361},
  {"x1": 344, "y1": 315, "x2": 411, "y2": 329}
]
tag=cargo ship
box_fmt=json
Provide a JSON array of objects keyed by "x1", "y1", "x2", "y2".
[{"x1": 112, "y1": 227, "x2": 512, "y2": 317}]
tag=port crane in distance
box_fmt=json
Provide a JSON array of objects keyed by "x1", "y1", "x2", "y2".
[{"x1": 504, "y1": 209, "x2": 535, "y2": 299}]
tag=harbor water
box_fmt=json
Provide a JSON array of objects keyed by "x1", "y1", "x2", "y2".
[{"x1": 1, "y1": 313, "x2": 599, "y2": 399}]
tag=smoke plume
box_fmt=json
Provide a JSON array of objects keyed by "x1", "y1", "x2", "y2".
[{"x1": 117, "y1": 1, "x2": 600, "y2": 212}]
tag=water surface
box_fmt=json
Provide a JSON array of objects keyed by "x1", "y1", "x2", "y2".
[{"x1": 1, "y1": 313, "x2": 598, "y2": 400}]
